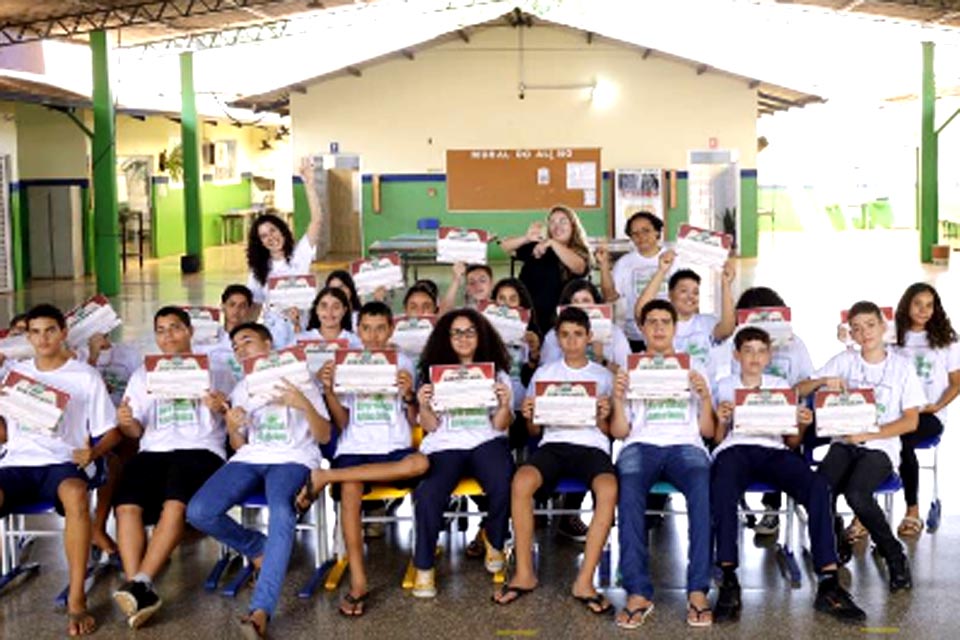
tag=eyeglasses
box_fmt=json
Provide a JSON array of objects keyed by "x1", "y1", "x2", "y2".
[{"x1": 450, "y1": 327, "x2": 478, "y2": 339}]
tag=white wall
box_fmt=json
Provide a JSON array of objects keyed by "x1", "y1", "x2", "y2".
[{"x1": 291, "y1": 24, "x2": 758, "y2": 173}]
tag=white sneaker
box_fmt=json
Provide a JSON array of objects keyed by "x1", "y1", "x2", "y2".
[{"x1": 412, "y1": 568, "x2": 436, "y2": 598}]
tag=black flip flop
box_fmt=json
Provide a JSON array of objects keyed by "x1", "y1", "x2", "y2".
[
  {"x1": 492, "y1": 584, "x2": 536, "y2": 606},
  {"x1": 339, "y1": 592, "x2": 370, "y2": 617},
  {"x1": 574, "y1": 593, "x2": 612, "y2": 614}
]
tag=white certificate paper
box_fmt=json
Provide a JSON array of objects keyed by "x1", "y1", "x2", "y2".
[
  {"x1": 65, "y1": 295, "x2": 122, "y2": 348},
  {"x1": 267, "y1": 274, "x2": 317, "y2": 312},
  {"x1": 675, "y1": 224, "x2": 732, "y2": 270},
  {"x1": 627, "y1": 353, "x2": 690, "y2": 400},
  {"x1": 0, "y1": 331, "x2": 33, "y2": 360},
  {"x1": 242, "y1": 346, "x2": 314, "y2": 403},
  {"x1": 144, "y1": 354, "x2": 211, "y2": 399},
  {"x1": 533, "y1": 380, "x2": 597, "y2": 427},
  {"x1": 557, "y1": 304, "x2": 612, "y2": 344},
  {"x1": 392, "y1": 315, "x2": 436, "y2": 356},
  {"x1": 333, "y1": 349, "x2": 398, "y2": 395},
  {"x1": 736, "y1": 307, "x2": 793, "y2": 347},
  {"x1": 479, "y1": 302, "x2": 530, "y2": 346},
  {"x1": 815, "y1": 389, "x2": 880, "y2": 437},
  {"x1": 0, "y1": 370, "x2": 69, "y2": 437},
  {"x1": 351, "y1": 254, "x2": 404, "y2": 296},
  {"x1": 183, "y1": 306, "x2": 222, "y2": 346},
  {"x1": 733, "y1": 388, "x2": 798, "y2": 436},
  {"x1": 430, "y1": 363, "x2": 496, "y2": 411},
  {"x1": 566, "y1": 161, "x2": 597, "y2": 190},
  {"x1": 436, "y1": 227, "x2": 489, "y2": 265},
  {"x1": 296, "y1": 338, "x2": 348, "y2": 375}
]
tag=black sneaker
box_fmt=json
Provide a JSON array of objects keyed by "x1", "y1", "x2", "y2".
[
  {"x1": 754, "y1": 515, "x2": 780, "y2": 536},
  {"x1": 113, "y1": 580, "x2": 162, "y2": 629},
  {"x1": 814, "y1": 579, "x2": 866, "y2": 624},
  {"x1": 557, "y1": 515, "x2": 589, "y2": 542},
  {"x1": 887, "y1": 554, "x2": 912, "y2": 592},
  {"x1": 713, "y1": 573, "x2": 742, "y2": 623}
]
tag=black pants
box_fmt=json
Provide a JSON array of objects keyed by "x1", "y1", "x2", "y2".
[
  {"x1": 818, "y1": 443, "x2": 903, "y2": 562},
  {"x1": 899, "y1": 413, "x2": 943, "y2": 507},
  {"x1": 762, "y1": 415, "x2": 831, "y2": 510}
]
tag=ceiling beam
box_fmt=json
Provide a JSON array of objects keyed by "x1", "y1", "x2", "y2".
[
  {"x1": 457, "y1": 28, "x2": 470, "y2": 43},
  {"x1": 696, "y1": 64, "x2": 708, "y2": 75},
  {"x1": 748, "y1": 79, "x2": 760, "y2": 89},
  {"x1": 585, "y1": 31, "x2": 593, "y2": 44},
  {"x1": 641, "y1": 47, "x2": 652, "y2": 59},
  {"x1": 401, "y1": 48, "x2": 415, "y2": 60},
  {"x1": 345, "y1": 66, "x2": 362, "y2": 77},
  {"x1": 758, "y1": 91, "x2": 801, "y2": 107}
]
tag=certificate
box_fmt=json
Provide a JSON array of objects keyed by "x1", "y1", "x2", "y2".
[
  {"x1": 392, "y1": 315, "x2": 436, "y2": 356},
  {"x1": 183, "y1": 306, "x2": 222, "y2": 346},
  {"x1": 0, "y1": 371, "x2": 69, "y2": 437},
  {"x1": 557, "y1": 304, "x2": 612, "y2": 344},
  {"x1": 533, "y1": 380, "x2": 597, "y2": 427},
  {"x1": 266, "y1": 274, "x2": 317, "y2": 312},
  {"x1": 626, "y1": 353, "x2": 690, "y2": 400},
  {"x1": 144, "y1": 354, "x2": 211, "y2": 399},
  {"x1": 839, "y1": 307, "x2": 895, "y2": 346},
  {"x1": 736, "y1": 307, "x2": 793, "y2": 347},
  {"x1": 296, "y1": 338, "x2": 348, "y2": 375},
  {"x1": 0, "y1": 331, "x2": 33, "y2": 360},
  {"x1": 436, "y1": 227, "x2": 490, "y2": 265},
  {"x1": 815, "y1": 389, "x2": 880, "y2": 437},
  {"x1": 675, "y1": 224, "x2": 732, "y2": 270},
  {"x1": 733, "y1": 388, "x2": 798, "y2": 436},
  {"x1": 478, "y1": 302, "x2": 530, "y2": 346},
  {"x1": 351, "y1": 254, "x2": 404, "y2": 295},
  {"x1": 242, "y1": 346, "x2": 314, "y2": 403},
  {"x1": 65, "y1": 295, "x2": 122, "y2": 348},
  {"x1": 429, "y1": 362, "x2": 496, "y2": 411},
  {"x1": 333, "y1": 349, "x2": 398, "y2": 395}
]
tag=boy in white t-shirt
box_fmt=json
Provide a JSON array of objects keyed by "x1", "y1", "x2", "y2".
[
  {"x1": 797, "y1": 301, "x2": 925, "y2": 593},
  {"x1": 493, "y1": 307, "x2": 616, "y2": 613},
  {"x1": 0, "y1": 304, "x2": 120, "y2": 636},
  {"x1": 194, "y1": 284, "x2": 254, "y2": 391},
  {"x1": 296, "y1": 301, "x2": 427, "y2": 617},
  {"x1": 610, "y1": 299, "x2": 715, "y2": 629},
  {"x1": 440, "y1": 263, "x2": 494, "y2": 314},
  {"x1": 711, "y1": 327, "x2": 864, "y2": 624},
  {"x1": 187, "y1": 322, "x2": 331, "y2": 638},
  {"x1": 111, "y1": 306, "x2": 230, "y2": 629}
]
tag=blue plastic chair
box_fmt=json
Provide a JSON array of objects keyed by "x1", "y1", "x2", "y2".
[{"x1": 416, "y1": 217, "x2": 440, "y2": 232}]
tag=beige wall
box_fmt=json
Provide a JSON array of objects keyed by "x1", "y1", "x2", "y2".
[
  {"x1": 15, "y1": 102, "x2": 88, "y2": 179},
  {"x1": 0, "y1": 102, "x2": 17, "y2": 182},
  {"x1": 291, "y1": 24, "x2": 758, "y2": 173}
]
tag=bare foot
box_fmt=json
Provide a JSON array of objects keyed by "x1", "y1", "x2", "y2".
[
  {"x1": 67, "y1": 606, "x2": 96, "y2": 636},
  {"x1": 92, "y1": 530, "x2": 118, "y2": 556},
  {"x1": 294, "y1": 469, "x2": 330, "y2": 513},
  {"x1": 239, "y1": 609, "x2": 268, "y2": 638}
]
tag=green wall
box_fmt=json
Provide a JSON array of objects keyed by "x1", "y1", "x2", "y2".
[
  {"x1": 9, "y1": 184, "x2": 24, "y2": 289},
  {"x1": 740, "y1": 174, "x2": 758, "y2": 258},
  {"x1": 152, "y1": 175, "x2": 253, "y2": 258}
]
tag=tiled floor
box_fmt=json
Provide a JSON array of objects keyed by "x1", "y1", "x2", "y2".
[{"x1": 0, "y1": 229, "x2": 956, "y2": 638}]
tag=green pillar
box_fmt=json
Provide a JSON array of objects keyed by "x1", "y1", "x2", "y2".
[
  {"x1": 90, "y1": 30, "x2": 121, "y2": 295},
  {"x1": 180, "y1": 51, "x2": 203, "y2": 272},
  {"x1": 919, "y1": 41, "x2": 937, "y2": 263}
]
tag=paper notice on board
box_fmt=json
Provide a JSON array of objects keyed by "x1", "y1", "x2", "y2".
[
  {"x1": 583, "y1": 189, "x2": 597, "y2": 207},
  {"x1": 566, "y1": 162, "x2": 597, "y2": 190},
  {"x1": 537, "y1": 167, "x2": 550, "y2": 185}
]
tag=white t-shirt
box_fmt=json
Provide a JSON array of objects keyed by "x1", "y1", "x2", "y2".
[
  {"x1": 612, "y1": 248, "x2": 670, "y2": 341},
  {"x1": 195, "y1": 333, "x2": 244, "y2": 393},
  {"x1": 528, "y1": 359, "x2": 613, "y2": 453},
  {"x1": 123, "y1": 365, "x2": 228, "y2": 459},
  {"x1": 724, "y1": 334, "x2": 815, "y2": 386},
  {"x1": 227, "y1": 377, "x2": 327, "y2": 468},
  {"x1": 540, "y1": 325, "x2": 630, "y2": 371},
  {"x1": 622, "y1": 360, "x2": 709, "y2": 450},
  {"x1": 334, "y1": 352, "x2": 415, "y2": 456},
  {"x1": 815, "y1": 349, "x2": 926, "y2": 467},
  {"x1": 75, "y1": 343, "x2": 144, "y2": 406},
  {"x1": 674, "y1": 314, "x2": 718, "y2": 378},
  {"x1": 0, "y1": 358, "x2": 115, "y2": 468},
  {"x1": 246, "y1": 235, "x2": 316, "y2": 305},
  {"x1": 712, "y1": 373, "x2": 791, "y2": 457},
  {"x1": 893, "y1": 331, "x2": 960, "y2": 425},
  {"x1": 419, "y1": 370, "x2": 513, "y2": 455}
]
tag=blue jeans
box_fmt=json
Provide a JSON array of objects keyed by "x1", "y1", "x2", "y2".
[
  {"x1": 186, "y1": 462, "x2": 309, "y2": 616},
  {"x1": 617, "y1": 442, "x2": 711, "y2": 600}
]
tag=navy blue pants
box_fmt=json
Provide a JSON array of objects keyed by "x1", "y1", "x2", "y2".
[
  {"x1": 414, "y1": 438, "x2": 514, "y2": 570},
  {"x1": 712, "y1": 445, "x2": 838, "y2": 572}
]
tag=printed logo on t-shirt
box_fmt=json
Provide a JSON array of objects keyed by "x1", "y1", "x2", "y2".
[
  {"x1": 101, "y1": 366, "x2": 130, "y2": 404},
  {"x1": 766, "y1": 356, "x2": 792, "y2": 381},
  {"x1": 449, "y1": 407, "x2": 489, "y2": 430},
  {"x1": 631, "y1": 269, "x2": 666, "y2": 298},
  {"x1": 644, "y1": 398, "x2": 690, "y2": 424},
  {"x1": 912, "y1": 353, "x2": 934, "y2": 383},
  {"x1": 355, "y1": 395, "x2": 393, "y2": 425},
  {"x1": 252, "y1": 406, "x2": 291, "y2": 445},
  {"x1": 157, "y1": 398, "x2": 199, "y2": 430}
]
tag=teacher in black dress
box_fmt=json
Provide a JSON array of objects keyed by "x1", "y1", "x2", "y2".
[{"x1": 500, "y1": 205, "x2": 593, "y2": 331}]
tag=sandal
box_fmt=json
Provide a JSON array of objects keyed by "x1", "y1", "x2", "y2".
[
  {"x1": 67, "y1": 610, "x2": 96, "y2": 637},
  {"x1": 687, "y1": 602, "x2": 714, "y2": 628},
  {"x1": 492, "y1": 583, "x2": 536, "y2": 606},
  {"x1": 897, "y1": 516, "x2": 925, "y2": 538},
  {"x1": 844, "y1": 519, "x2": 868, "y2": 543},
  {"x1": 339, "y1": 591, "x2": 370, "y2": 617},
  {"x1": 615, "y1": 603, "x2": 654, "y2": 629},
  {"x1": 573, "y1": 593, "x2": 612, "y2": 614}
]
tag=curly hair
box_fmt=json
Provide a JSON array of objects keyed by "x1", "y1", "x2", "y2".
[
  {"x1": 247, "y1": 213, "x2": 295, "y2": 286},
  {"x1": 417, "y1": 308, "x2": 511, "y2": 383},
  {"x1": 895, "y1": 282, "x2": 957, "y2": 349},
  {"x1": 325, "y1": 270, "x2": 362, "y2": 312},
  {"x1": 306, "y1": 286, "x2": 352, "y2": 332}
]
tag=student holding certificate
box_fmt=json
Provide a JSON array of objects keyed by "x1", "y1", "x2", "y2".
[
  {"x1": 412, "y1": 309, "x2": 514, "y2": 599},
  {"x1": 0, "y1": 304, "x2": 120, "y2": 636},
  {"x1": 194, "y1": 284, "x2": 255, "y2": 391},
  {"x1": 325, "y1": 270, "x2": 363, "y2": 330},
  {"x1": 440, "y1": 263, "x2": 494, "y2": 314},
  {"x1": 796, "y1": 301, "x2": 925, "y2": 592},
  {"x1": 403, "y1": 280, "x2": 440, "y2": 317},
  {"x1": 542, "y1": 279, "x2": 631, "y2": 373},
  {"x1": 295, "y1": 287, "x2": 362, "y2": 350},
  {"x1": 187, "y1": 322, "x2": 332, "y2": 638},
  {"x1": 294, "y1": 302, "x2": 426, "y2": 617},
  {"x1": 711, "y1": 328, "x2": 865, "y2": 624},
  {"x1": 111, "y1": 307, "x2": 230, "y2": 629},
  {"x1": 610, "y1": 299, "x2": 715, "y2": 629},
  {"x1": 494, "y1": 307, "x2": 616, "y2": 613}
]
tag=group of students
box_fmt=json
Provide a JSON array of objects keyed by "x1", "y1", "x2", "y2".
[{"x1": 0, "y1": 200, "x2": 956, "y2": 637}]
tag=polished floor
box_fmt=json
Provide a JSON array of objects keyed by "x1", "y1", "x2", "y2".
[{"x1": 0, "y1": 230, "x2": 957, "y2": 638}]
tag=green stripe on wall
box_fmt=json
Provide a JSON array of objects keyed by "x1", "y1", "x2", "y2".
[
  {"x1": 82, "y1": 185, "x2": 93, "y2": 275},
  {"x1": 665, "y1": 176, "x2": 688, "y2": 242},
  {"x1": 740, "y1": 175, "x2": 758, "y2": 258},
  {"x1": 152, "y1": 177, "x2": 253, "y2": 258},
  {"x1": 9, "y1": 186, "x2": 24, "y2": 290}
]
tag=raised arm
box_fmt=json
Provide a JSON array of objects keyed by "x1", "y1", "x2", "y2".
[
  {"x1": 299, "y1": 158, "x2": 324, "y2": 249},
  {"x1": 596, "y1": 244, "x2": 619, "y2": 302},
  {"x1": 499, "y1": 222, "x2": 544, "y2": 254},
  {"x1": 690, "y1": 371, "x2": 716, "y2": 439},
  {"x1": 439, "y1": 262, "x2": 466, "y2": 315},
  {"x1": 712, "y1": 259, "x2": 737, "y2": 342},
  {"x1": 633, "y1": 250, "x2": 675, "y2": 322},
  {"x1": 549, "y1": 239, "x2": 588, "y2": 275},
  {"x1": 318, "y1": 361, "x2": 349, "y2": 431},
  {"x1": 609, "y1": 371, "x2": 631, "y2": 439}
]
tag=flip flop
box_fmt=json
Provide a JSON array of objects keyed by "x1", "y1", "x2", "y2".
[
  {"x1": 492, "y1": 584, "x2": 536, "y2": 606},
  {"x1": 687, "y1": 602, "x2": 714, "y2": 627},
  {"x1": 573, "y1": 593, "x2": 612, "y2": 615},
  {"x1": 615, "y1": 603, "x2": 654, "y2": 629},
  {"x1": 339, "y1": 591, "x2": 370, "y2": 617},
  {"x1": 897, "y1": 516, "x2": 925, "y2": 538}
]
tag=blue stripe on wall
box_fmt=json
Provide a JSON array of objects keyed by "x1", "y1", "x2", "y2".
[
  {"x1": 152, "y1": 176, "x2": 170, "y2": 184},
  {"x1": 18, "y1": 178, "x2": 89, "y2": 188},
  {"x1": 741, "y1": 169, "x2": 758, "y2": 178}
]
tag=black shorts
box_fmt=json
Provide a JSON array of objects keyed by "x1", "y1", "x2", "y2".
[
  {"x1": 0, "y1": 463, "x2": 87, "y2": 517},
  {"x1": 524, "y1": 443, "x2": 615, "y2": 502},
  {"x1": 113, "y1": 449, "x2": 223, "y2": 524}
]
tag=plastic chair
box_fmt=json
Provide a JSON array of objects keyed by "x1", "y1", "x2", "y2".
[{"x1": 917, "y1": 435, "x2": 941, "y2": 531}]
